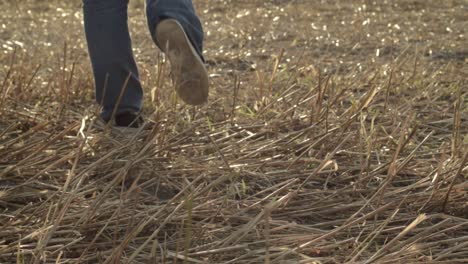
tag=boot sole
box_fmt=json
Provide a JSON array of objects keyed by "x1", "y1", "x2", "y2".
[{"x1": 156, "y1": 19, "x2": 209, "y2": 105}]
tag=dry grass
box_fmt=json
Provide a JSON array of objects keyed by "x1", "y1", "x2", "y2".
[{"x1": 1, "y1": 0, "x2": 467, "y2": 263}]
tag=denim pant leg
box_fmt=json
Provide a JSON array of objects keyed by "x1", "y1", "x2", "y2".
[
  {"x1": 83, "y1": 0, "x2": 143, "y2": 121},
  {"x1": 146, "y1": 0, "x2": 205, "y2": 61}
]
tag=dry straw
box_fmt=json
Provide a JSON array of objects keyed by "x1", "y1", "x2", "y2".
[{"x1": 1, "y1": 0, "x2": 467, "y2": 263}]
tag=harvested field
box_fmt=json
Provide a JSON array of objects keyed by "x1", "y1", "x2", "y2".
[{"x1": 1, "y1": 0, "x2": 467, "y2": 263}]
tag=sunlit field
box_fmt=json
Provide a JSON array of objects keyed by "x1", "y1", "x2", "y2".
[{"x1": 1, "y1": 0, "x2": 467, "y2": 263}]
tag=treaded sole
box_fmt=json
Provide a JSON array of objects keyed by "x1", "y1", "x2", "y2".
[{"x1": 156, "y1": 19, "x2": 209, "y2": 105}]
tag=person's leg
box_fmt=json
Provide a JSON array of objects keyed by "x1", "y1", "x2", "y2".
[
  {"x1": 146, "y1": 0, "x2": 209, "y2": 105},
  {"x1": 83, "y1": 0, "x2": 143, "y2": 123},
  {"x1": 146, "y1": 0, "x2": 204, "y2": 60}
]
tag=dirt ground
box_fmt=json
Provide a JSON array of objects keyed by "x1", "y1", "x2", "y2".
[{"x1": 1, "y1": 0, "x2": 467, "y2": 263}]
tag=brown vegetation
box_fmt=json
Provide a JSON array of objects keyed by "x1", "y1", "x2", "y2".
[{"x1": 0, "y1": 0, "x2": 467, "y2": 263}]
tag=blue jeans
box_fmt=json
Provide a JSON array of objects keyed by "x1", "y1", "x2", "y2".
[{"x1": 82, "y1": 0, "x2": 204, "y2": 121}]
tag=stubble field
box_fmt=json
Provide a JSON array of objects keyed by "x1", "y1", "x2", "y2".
[{"x1": 0, "y1": 0, "x2": 467, "y2": 263}]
